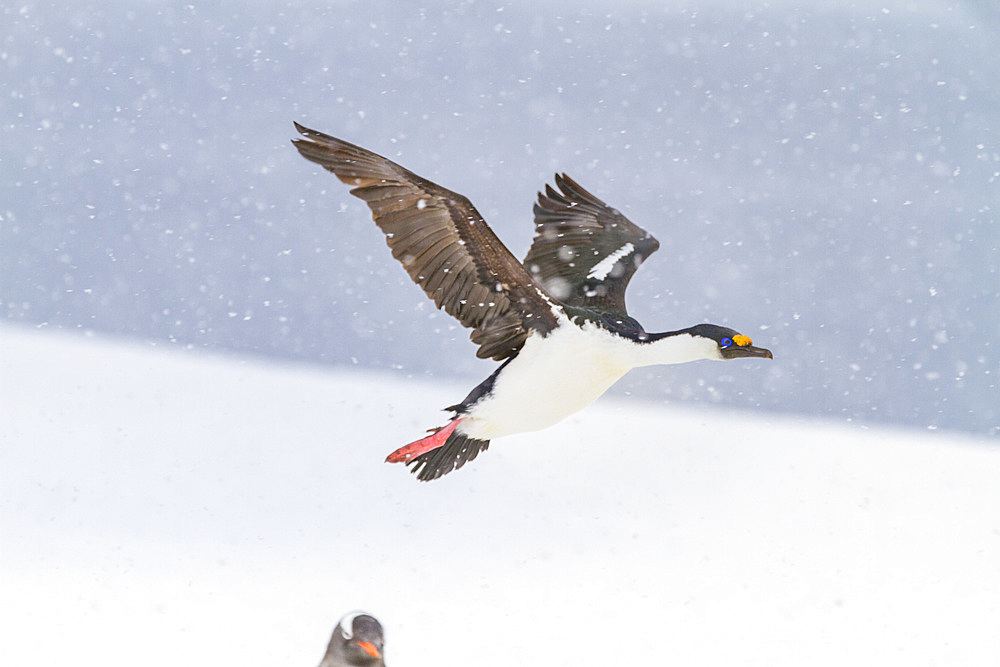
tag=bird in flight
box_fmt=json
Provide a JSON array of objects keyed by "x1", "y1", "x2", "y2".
[{"x1": 293, "y1": 123, "x2": 772, "y2": 481}]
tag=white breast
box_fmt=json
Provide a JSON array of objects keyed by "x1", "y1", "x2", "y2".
[
  {"x1": 457, "y1": 322, "x2": 640, "y2": 440},
  {"x1": 456, "y1": 318, "x2": 722, "y2": 441}
]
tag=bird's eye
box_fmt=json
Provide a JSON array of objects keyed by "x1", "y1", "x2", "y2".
[{"x1": 720, "y1": 337, "x2": 734, "y2": 348}]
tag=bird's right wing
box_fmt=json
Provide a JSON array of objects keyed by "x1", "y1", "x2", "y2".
[
  {"x1": 293, "y1": 123, "x2": 560, "y2": 360},
  {"x1": 524, "y1": 174, "x2": 659, "y2": 317}
]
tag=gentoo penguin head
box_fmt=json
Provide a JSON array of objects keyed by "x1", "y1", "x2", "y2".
[{"x1": 321, "y1": 611, "x2": 385, "y2": 667}]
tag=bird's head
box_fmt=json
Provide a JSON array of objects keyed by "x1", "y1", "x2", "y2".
[
  {"x1": 688, "y1": 323, "x2": 773, "y2": 361},
  {"x1": 329, "y1": 611, "x2": 385, "y2": 666}
]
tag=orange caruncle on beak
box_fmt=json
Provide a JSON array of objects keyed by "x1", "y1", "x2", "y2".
[
  {"x1": 732, "y1": 334, "x2": 753, "y2": 347},
  {"x1": 357, "y1": 641, "x2": 381, "y2": 658}
]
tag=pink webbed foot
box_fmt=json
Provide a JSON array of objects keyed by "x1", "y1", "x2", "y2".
[{"x1": 385, "y1": 418, "x2": 465, "y2": 464}]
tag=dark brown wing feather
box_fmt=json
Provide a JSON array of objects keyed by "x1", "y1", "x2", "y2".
[
  {"x1": 524, "y1": 173, "x2": 659, "y2": 316},
  {"x1": 292, "y1": 123, "x2": 559, "y2": 360}
]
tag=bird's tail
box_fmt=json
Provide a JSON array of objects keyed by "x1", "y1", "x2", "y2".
[{"x1": 385, "y1": 418, "x2": 490, "y2": 482}]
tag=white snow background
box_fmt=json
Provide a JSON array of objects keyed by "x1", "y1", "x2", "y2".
[{"x1": 3, "y1": 325, "x2": 998, "y2": 666}]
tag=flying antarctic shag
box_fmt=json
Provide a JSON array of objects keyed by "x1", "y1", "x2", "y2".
[{"x1": 292, "y1": 123, "x2": 772, "y2": 481}]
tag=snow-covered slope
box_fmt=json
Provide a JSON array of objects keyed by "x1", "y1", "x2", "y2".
[{"x1": 2, "y1": 326, "x2": 998, "y2": 666}]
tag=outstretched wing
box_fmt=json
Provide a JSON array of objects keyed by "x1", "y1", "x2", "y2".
[
  {"x1": 292, "y1": 123, "x2": 559, "y2": 360},
  {"x1": 524, "y1": 173, "x2": 659, "y2": 316}
]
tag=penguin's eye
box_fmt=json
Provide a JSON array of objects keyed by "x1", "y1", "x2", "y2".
[{"x1": 720, "y1": 337, "x2": 734, "y2": 348}]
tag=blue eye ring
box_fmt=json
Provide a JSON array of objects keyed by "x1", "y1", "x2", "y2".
[{"x1": 720, "y1": 337, "x2": 734, "y2": 348}]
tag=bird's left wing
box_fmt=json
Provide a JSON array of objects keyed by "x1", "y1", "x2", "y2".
[{"x1": 292, "y1": 123, "x2": 559, "y2": 360}]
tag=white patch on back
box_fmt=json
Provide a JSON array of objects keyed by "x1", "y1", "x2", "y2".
[{"x1": 587, "y1": 242, "x2": 635, "y2": 281}]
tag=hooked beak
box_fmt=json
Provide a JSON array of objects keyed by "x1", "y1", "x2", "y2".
[
  {"x1": 356, "y1": 641, "x2": 381, "y2": 659},
  {"x1": 722, "y1": 344, "x2": 773, "y2": 360}
]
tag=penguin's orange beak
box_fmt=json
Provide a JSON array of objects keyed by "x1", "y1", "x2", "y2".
[{"x1": 357, "y1": 641, "x2": 381, "y2": 658}]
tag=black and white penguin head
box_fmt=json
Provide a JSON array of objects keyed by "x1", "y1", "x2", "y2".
[{"x1": 324, "y1": 611, "x2": 385, "y2": 666}]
